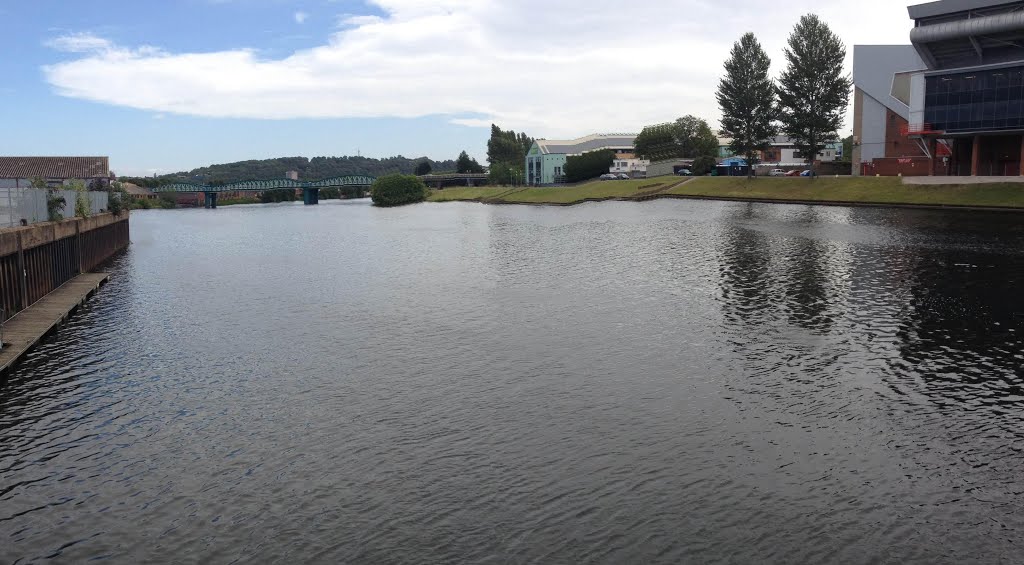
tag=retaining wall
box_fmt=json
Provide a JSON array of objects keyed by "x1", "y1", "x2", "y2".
[{"x1": 0, "y1": 212, "x2": 129, "y2": 322}]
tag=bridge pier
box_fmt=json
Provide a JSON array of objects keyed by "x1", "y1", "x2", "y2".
[
  {"x1": 302, "y1": 187, "x2": 320, "y2": 205},
  {"x1": 204, "y1": 192, "x2": 218, "y2": 209}
]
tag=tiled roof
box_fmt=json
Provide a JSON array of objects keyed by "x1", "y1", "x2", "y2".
[{"x1": 0, "y1": 156, "x2": 110, "y2": 179}]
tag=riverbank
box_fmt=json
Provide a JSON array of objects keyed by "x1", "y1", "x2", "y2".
[
  {"x1": 428, "y1": 176, "x2": 1024, "y2": 210},
  {"x1": 427, "y1": 178, "x2": 686, "y2": 205}
]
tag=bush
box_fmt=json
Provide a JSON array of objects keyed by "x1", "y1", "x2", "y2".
[
  {"x1": 371, "y1": 174, "x2": 427, "y2": 207},
  {"x1": 158, "y1": 193, "x2": 178, "y2": 209},
  {"x1": 691, "y1": 155, "x2": 718, "y2": 176}
]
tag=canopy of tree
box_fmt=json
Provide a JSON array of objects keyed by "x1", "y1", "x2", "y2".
[
  {"x1": 633, "y1": 116, "x2": 719, "y2": 163},
  {"x1": 456, "y1": 151, "x2": 485, "y2": 174},
  {"x1": 486, "y1": 124, "x2": 533, "y2": 184},
  {"x1": 370, "y1": 174, "x2": 428, "y2": 207},
  {"x1": 121, "y1": 155, "x2": 458, "y2": 188},
  {"x1": 414, "y1": 161, "x2": 432, "y2": 175},
  {"x1": 564, "y1": 150, "x2": 614, "y2": 183}
]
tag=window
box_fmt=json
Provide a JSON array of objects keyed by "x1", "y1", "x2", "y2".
[{"x1": 925, "y1": 65, "x2": 1024, "y2": 132}]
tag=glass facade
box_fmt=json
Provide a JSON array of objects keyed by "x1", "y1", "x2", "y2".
[{"x1": 925, "y1": 66, "x2": 1024, "y2": 133}]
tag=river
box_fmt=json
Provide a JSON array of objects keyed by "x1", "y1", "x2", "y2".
[{"x1": 2, "y1": 198, "x2": 1023, "y2": 563}]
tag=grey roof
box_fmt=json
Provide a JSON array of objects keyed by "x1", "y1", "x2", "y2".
[
  {"x1": 909, "y1": 0, "x2": 1022, "y2": 20},
  {"x1": 536, "y1": 134, "x2": 636, "y2": 155},
  {"x1": 853, "y1": 45, "x2": 927, "y2": 120}
]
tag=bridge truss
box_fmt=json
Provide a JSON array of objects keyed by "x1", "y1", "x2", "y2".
[{"x1": 151, "y1": 176, "x2": 376, "y2": 193}]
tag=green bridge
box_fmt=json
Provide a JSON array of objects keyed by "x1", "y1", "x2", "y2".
[{"x1": 151, "y1": 176, "x2": 376, "y2": 208}]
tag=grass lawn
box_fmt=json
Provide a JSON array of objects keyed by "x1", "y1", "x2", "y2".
[
  {"x1": 428, "y1": 178, "x2": 682, "y2": 205},
  {"x1": 666, "y1": 176, "x2": 1024, "y2": 208},
  {"x1": 426, "y1": 187, "x2": 518, "y2": 202}
]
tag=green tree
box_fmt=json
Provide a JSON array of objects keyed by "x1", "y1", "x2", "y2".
[
  {"x1": 691, "y1": 155, "x2": 718, "y2": 176},
  {"x1": 633, "y1": 123, "x2": 679, "y2": 162},
  {"x1": 414, "y1": 161, "x2": 433, "y2": 175},
  {"x1": 486, "y1": 124, "x2": 533, "y2": 183},
  {"x1": 717, "y1": 32, "x2": 779, "y2": 179},
  {"x1": 456, "y1": 151, "x2": 484, "y2": 174},
  {"x1": 68, "y1": 180, "x2": 90, "y2": 218},
  {"x1": 371, "y1": 174, "x2": 428, "y2": 207},
  {"x1": 777, "y1": 14, "x2": 852, "y2": 178},
  {"x1": 674, "y1": 116, "x2": 719, "y2": 159},
  {"x1": 107, "y1": 181, "x2": 127, "y2": 216},
  {"x1": 564, "y1": 150, "x2": 614, "y2": 183},
  {"x1": 841, "y1": 135, "x2": 853, "y2": 162}
]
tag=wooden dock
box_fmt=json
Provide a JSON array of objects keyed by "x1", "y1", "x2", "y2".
[{"x1": 0, "y1": 272, "x2": 110, "y2": 376}]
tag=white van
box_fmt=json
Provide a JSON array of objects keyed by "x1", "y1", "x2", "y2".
[{"x1": 769, "y1": 169, "x2": 786, "y2": 177}]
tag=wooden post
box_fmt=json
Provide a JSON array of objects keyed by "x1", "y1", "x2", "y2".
[
  {"x1": 971, "y1": 135, "x2": 981, "y2": 176},
  {"x1": 16, "y1": 231, "x2": 26, "y2": 311},
  {"x1": 75, "y1": 219, "x2": 83, "y2": 274}
]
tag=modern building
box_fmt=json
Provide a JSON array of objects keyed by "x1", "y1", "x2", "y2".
[
  {"x1": 853, "y1": 0, "x2": 1024, "y2": 176},
  {"x1": 0, "y1": 156, "x2": 111, "y2": 188},
  {"x1": 525, "y1": 134, "x2": 636, "y2": 185}
]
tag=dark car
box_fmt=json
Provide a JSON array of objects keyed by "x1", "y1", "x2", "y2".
[{"x1": 676, "y1": 169, "x2": 692, "y2": 176}]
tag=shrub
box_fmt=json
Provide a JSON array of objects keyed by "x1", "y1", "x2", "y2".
[
  {"x1": 108, "y1": 181, "x2": 127, "y2": 216},
  {"x1": 691, "y1": 155, "x2": 718, "y2": 176},
  {"x1": 371, "y1": 174, "x2": 427, "y2": 207}
]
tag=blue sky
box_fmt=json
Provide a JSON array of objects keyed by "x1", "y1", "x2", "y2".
[{"x1": 1, "y1": 0, "x2": 912, "y2": 176}]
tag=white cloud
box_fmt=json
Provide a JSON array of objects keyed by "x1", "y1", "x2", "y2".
[
  {"x1": 42, "y1": 0, "x2": 913, "y2": 137},
  {"x1": 294, "y1": 11, "x2": 308, "y2": 24}
]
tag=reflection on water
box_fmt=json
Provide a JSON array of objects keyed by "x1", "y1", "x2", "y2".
[{"x1": 2, "y1": 199, "x2": 1024, "y2": 563}]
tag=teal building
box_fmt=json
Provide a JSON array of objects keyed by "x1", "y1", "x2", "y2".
[{"x1": 526, "y1": 134, "x2": 636, "y2": 185}]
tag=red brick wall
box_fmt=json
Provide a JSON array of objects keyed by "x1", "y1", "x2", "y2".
[
  {"x1": 883, "y1": 111, "x2": 926, "y2": 159},
  {"x1": 862, "y1": 157, "x2": 945, "y2": 177}
]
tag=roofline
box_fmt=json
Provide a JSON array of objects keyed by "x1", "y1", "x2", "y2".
[{"x1": 908, "y1": 0, "x2": 1022, "y2": 20}]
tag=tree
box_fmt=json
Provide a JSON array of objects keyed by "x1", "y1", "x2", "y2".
[
  {"x1": 456, "y1": 151, "x2": 484, "y2": 174},
  {"x1": 674, "y1": 116, "x2": 720, "y2": 159},
  {"x1": 633, "y1": 123, "x2": 679, "y2": 162},
  {"x1": 691, "y1": 155, "x2": 718, "y2": 176},
  {"x1": 371, "y1": 174, "x2": 428, "y2": 207},
  {"x1": 777, "y1": 14, "x2": 852, "y2": 178},
  {"x1": 716, "y1": 32, "x2": 779, "y2": 179},
  {"x1": 564, "y1": 150, "x2": 614, "y2": 183},
  {"x1": 414, "y1": 161, "x2": 432, "y2": 176},
  {"x1": 486, "y1": 124, "x2": 533, "y2": 168},
  {"x1": 841, "y1": 135, "x2": 853, "y2": 163}
]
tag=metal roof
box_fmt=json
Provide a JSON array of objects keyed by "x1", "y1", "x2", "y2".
[
  {"x1": 908, "y1": 0, "x2": 1022, "y2": 20},
  {"x1": 535, "y1": 134, "x2": 637, "y2": 155},
  {"x1": 0, "y1": 156, "x2": 110, "y2": 179}
]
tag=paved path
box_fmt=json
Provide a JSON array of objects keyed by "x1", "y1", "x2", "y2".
[
  {"x1": 903, "y1": 176, "x2": 1024, "y2": 185},
  {"x1": 0, "y1": 272, "x2": 109, "y2": 376}
]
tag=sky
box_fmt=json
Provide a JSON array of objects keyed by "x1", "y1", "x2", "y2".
[{"x1": 1, "y1": 0, "x2": 916, "y2": 176}]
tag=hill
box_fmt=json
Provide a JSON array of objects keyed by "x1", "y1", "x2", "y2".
[{"x1": 124, "y1": 155, "x2": 457, "y2": 187}]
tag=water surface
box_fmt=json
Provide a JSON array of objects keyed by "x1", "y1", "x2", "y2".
[{"x1": 2, "y1": 198, "x2": 1024, "y2": 563}]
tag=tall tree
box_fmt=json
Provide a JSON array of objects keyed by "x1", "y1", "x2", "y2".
[
  {"x1": 456, "y1": 151, "x2": 484, "y2": 174},
  {"x1": 716, "y1": 32, "x2": 779, "y2": 179},
  {"x1": 777, "y1": 14, "x2": 852, "y2": 177},
  {"x1": 486, "y1": 124, "x2": 533, "y2": 184}
]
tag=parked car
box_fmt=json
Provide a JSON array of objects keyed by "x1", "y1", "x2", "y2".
[
  {"x1": 600, "y1": 173, "x2": 616, "y2": 180},
  {"x1": 617, "y1": 173, "x2": 631, "y2": 180},
  {"x1": 800, "y1": 170, "x2": 817, "y2": 177},
  {"x1": 769, "y1": 169, "x2": 786, "y2": 177},
  {"x1": 676, "y1": 169, "x2": 692, "y2": 176},
  {"x1": 785, "y1": 170, "x2": 801, "y2": 177}
]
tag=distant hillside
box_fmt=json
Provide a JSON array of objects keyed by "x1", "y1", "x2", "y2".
[{"x1": 125, "y1": 155, "x2": 458, "y2": 187}]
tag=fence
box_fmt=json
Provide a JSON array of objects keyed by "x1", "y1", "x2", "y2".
[{"x1": 0, "y1": 187, "x2": 109, "y2": 228}]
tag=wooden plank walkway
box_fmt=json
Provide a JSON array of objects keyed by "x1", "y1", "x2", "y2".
[{"x1": 0, "y1": 272, "x2": 110, "y2": 376}]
